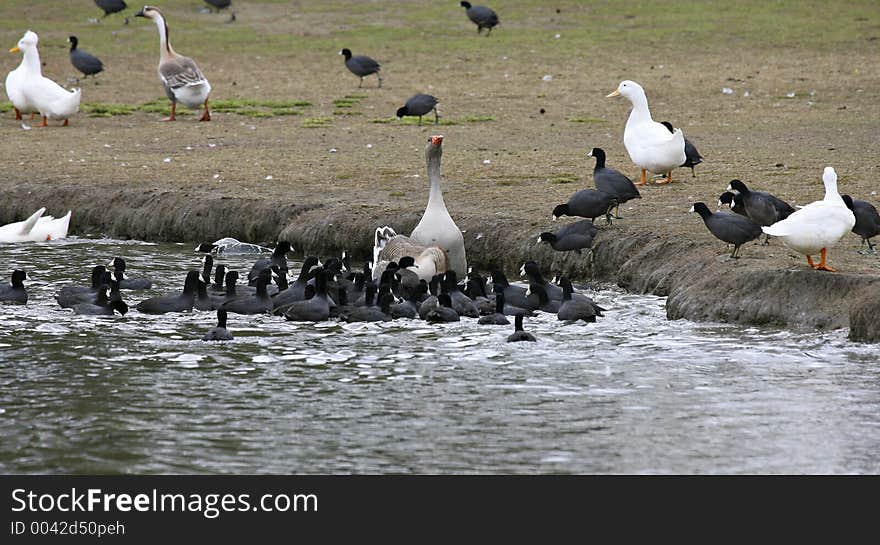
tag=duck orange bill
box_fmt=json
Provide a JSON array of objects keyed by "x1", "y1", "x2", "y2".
[
  {"x1": 431, "y1": 135, "x2": 443, "y2": 146},
  {"x1": 606, "y1": 90, "x2": 620, "y2": 98},
  {"x1": 9, "y1": 47, "x2": 20, "y2": 53}
]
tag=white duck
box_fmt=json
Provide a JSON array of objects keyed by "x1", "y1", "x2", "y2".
[
  {"x1": 762, "y1": 167, "x2": 855, "y2": 272},
  {"x1": 7, "y1": 31, "x2": 81, "y2": 127},
  {"x1": 409, "y1": 135, "x2": 468, "y2": 277},
  {"x1": 135, "y1": 6, "x2": 212, "y2": 122},
  {"x1": 607, "y1": 80, "x2": 686, "y2": 185},
  {"x1": 0, "y1": 207, "x2": 72, "y2": 243}
]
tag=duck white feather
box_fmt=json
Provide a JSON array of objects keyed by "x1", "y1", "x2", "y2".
[
  {"x1": 6, "y1": 31, "x2": 81, "y2": 124},
  {"x1": 0, "y1": 207, "x2": 72, "y2": 242},
  {"x1": 608, "y1": 80, "x2": 685, "y2": 181},
  {"x1": 762, "y1": 167, "x2": 855, "y2": 270}
]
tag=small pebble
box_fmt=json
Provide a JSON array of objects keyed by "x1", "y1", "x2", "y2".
[
  {"x1": 163, "y1": 157, "x2": 172, "y2": 163},
  {"x1": 483, "y1": 160, "x2": 491, "y2": 165},
  {"x1": 265, "y1": 175, "x2": 273, "y2": 180},
  {"x1": 329, "y1": 148, "x2": 337, "y2": 153},
  {"x1": 542, "y1": 75, "x2": 553, "y2": 81},
  {"x1": 722, "y1": 87, "x2": 733, "y2": 94}
]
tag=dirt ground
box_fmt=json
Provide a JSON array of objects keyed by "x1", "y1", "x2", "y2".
[{"x1": 2, "y1": 0, "x2": 880, "y2": 276}]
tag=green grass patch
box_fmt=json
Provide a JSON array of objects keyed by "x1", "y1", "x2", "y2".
[
  {"x1": 463, "y1": 115, "x2": 495, "y2": 123},
  {"x1": 371, "y1": 116, "x2": 457, "y2": 126},
  {"x1": 389, "y1": 191, "x2": 405, "y2": 197},
  {"x1": 0, "y1": 101, "x2": 14, "y2": 113},
  {"x1": 549, "y1": 174, "x2": 579, "y2": 184},
  {"x1": 302, "y1": 117, "x2": 333, "y2": 128},
  {"x1": 495, "y1": 180, "x2": 516, "y2": 187},
  {"x1": 82, "y1": 103, "x2": 137, "y2": 117}
]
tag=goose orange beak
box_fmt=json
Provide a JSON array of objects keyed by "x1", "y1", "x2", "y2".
[
  {"x1": 606, "y1": 90, "x2": 620, "y2": 98},
  {"x1": 9, "y1": 46, "x2": 20, "y2": 53}
]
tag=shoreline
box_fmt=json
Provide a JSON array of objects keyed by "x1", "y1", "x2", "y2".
[{"x1": 3, "y1": 185, "x2": 878, "y2": 342}]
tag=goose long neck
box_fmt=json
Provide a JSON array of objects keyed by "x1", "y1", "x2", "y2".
[
  {"x1": 426, "y1": 147, "x2": 446, "y2": 209},
  {"x1": 153, "y1": 14, "x2": 173, "y2": 60}
]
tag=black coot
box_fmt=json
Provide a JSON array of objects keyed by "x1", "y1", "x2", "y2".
[
  {"x1": 135, "y1": 270, "x2": 200, "y2": 314},
  {"x1": 396, "y1": 94, "x2": 439, "y2": 126}
]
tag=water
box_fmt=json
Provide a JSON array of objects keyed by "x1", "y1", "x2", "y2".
[{"x1": 1, "y1": 238, "x2": 878, "y2": 474}]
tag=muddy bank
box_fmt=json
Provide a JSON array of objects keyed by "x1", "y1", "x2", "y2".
[{"x1": 2, "y1": 186, "x2": 878, "y2": 342}]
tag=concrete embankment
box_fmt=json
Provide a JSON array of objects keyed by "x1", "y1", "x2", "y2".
[{"x1": 2, "y1": 187, "x2": 878, "y2": 342}]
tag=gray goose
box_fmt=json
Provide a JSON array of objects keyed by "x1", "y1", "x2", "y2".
[{"x1": 135, "y1": 6, "x2": 212, "y2": 122}]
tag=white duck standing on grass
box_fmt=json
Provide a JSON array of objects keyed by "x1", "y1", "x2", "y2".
[
  {"x1": 135, "y1": 5, "x2": 212, "y2": 122},
  {"x1": 0, "y1": 207, "x2": 72, "y2": 243},
  {"x1": 607, "y1": 80, "x2": 685, "y2": 185},
  {"x1": 409, "y1": 135, "x2": 468, "y2": 277},
  {"x1": 6, "y1": 31, "x2": 81, "y2": 127},
  {"x1": 762, "y1": 167, "x2": 855, "y2": 272}
]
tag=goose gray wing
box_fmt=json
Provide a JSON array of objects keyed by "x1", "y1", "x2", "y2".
[{"x1": 160, "y1": 56, "x2": 208, "y2": 90}]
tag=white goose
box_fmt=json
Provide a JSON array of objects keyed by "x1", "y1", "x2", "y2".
[
  {"x1": 607, "y1": 80, "x2": 685, "y2": 185},
  {"x1": 0, "y1": 207, "x2": 72, "y2": 243},
  {"x1": 409, "y1": 135, "x2": 468, "y2": 277},
  {"x1": 6, "y1": 31, "x2": 81, "y2": 127},
  {"x1": 136, "y1": 6, "x2": 212, "y2": 122},
  {"x1": 762, "y1": 167, "x2": 855, "y2": 272}
]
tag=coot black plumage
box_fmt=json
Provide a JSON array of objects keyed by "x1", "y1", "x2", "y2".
[
  {"x1": 727, "y1": 179, "x2": 795, "y2": 244},
  {"x1": 477, "y1": 289, "x2": 510, "y2": 325},
  {"x1": 396, "y1": 94, "x2": 439, "y2": 125},
  {"x1": 489, "y1": 269, "x2": 533, "y2": 311},
  {"x1": 521, "y1": 261, "x2": 563, "y2": 302},
  {"x1": 55, "y1": 266, "x2": 109, "y2": 308},
  {"x1": 443, "y1": 271, "x2": 479, "y2": 318},
  {"x1": 248, "y1": 241, "x2": 292, "y2": 285},
  {"x1": 194, "y1": 280, "x2": 213, "y2": 311},
  {"x1": 727, "y1": 179, "x2": 794, "y2": 225},
  {"x1": 94, "y1": 0, "x2": 127, "y2": 18},
  {"x1": 841, "y1": 195, "x2": 880, "y2": 252},
  {"x1": 221, "y1": 268, "x2": 273, "y2": 315},
  {"x1": 460, "y1": 1, "x2": 499, "y2": 35},
  {"x1": 340, "y1": 290, "x2": 393, "y2": 323},
  {"x1": 339, "y1": 48, "x2": 382, "y2": 88},
  {"x1": 556, "y1": 277, "x2": 600, "y2": 323},
  {"x1": 204, "y1": 0, "x2": 232, "y2": 13},
  {"x1": 552, "y1": 189, "x2": 617, "y2": 225},
  {"x1": 690, "y1": 202, "x2": 762, "y2": 258},
  {"x1": 202, "y1": 309, "x2": 233, "y2": 341},
  {"x1": 538, "y1": 219, "x2": 598, "y2": 254},
  {"x1": 0, "y1": 270, "x2": 28, "y2": 305},
  {"x1": 588, "y1": 147, "x2": 640, "y2": 218},
  {"x1": 108, "y1": 257, "x2": 152, "y2": 289},
  {"x1": 210, "y1": 270, "x2": 240, "y2": 309},
  {"x1": 210, "y1": 264, "x2": 226, "y2": 293},
  {"x1": 718, "y1": 192, "x2": 747, "y2": 216},
  {"x1": 68, "y1": 36, "x2": 104, "y2": 79},
  {"x1": 135, "y1": 270, "x2": 199, "y2": 314},
  {"x1": 272, "y1": 256, "x2": 319, "y2": 310},
  {"x1": 283, "y1": 269, "x2": 332, "y2": 322},
  {"x1": 506, "y1": 314, "x2": 536, "y2": 342},
  {"x1": 425, "y1": 293, "x2": 460, "y2": 323},
  {"x1": 72, "y1": 287, "x2": 128, "y2": 316}
]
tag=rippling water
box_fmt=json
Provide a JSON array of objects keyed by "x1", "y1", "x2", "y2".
[{"x1": 1, "y1": 238, "x2": 878, "y2": 474}]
